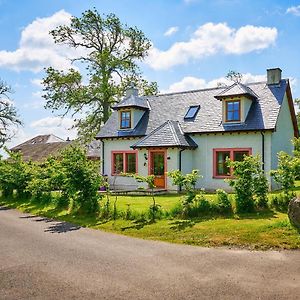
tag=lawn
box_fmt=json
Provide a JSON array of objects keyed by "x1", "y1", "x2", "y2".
[{"x1": 1, "y1": 184, "x2": 300, "y2": 250}]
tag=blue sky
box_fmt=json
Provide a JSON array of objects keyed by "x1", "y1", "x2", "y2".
[{"x1": 0, "y1": 0, "x2": 300, "y2": 148}]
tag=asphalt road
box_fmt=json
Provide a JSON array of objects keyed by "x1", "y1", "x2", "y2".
[{"x1": 1, "y1": 207, "x2": 300, "y2": 300}]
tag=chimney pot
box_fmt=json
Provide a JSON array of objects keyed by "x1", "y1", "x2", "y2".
[{"x1": 267, "y1": 68, "x2": 282, "y2": 85}]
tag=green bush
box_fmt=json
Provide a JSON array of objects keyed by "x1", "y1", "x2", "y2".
[
  {"x1": 227, "y1": 155, "x2": 268, "y2": 213},
  {"x1": 216, "y1": 189, "x2": 232, "y2": 214},
  {"x1": 59, "y1": 146, "x2": 104, "y2": 214},
  {"x1": 270, "y1": 193, "x2": 295, "y2": 212}
]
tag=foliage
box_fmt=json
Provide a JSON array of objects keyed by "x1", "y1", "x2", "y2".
[
  {"x1": 293, "y1": 138, "x2": 300, "y2": 180},
  {"x1": 295, "y1": 98, "x2": 300, "y2": 135},
  {"x1": 227, "y1": 155, "x2": 268, "y2": 213},
  {"x1": 216, "y1": 189, "x2": 232, "y2": 213},
  {"x1": 226, "y1": 70, "x2": 243, "y2": 83},
  {"x1": 270, "y1": 193, "x2": 294, "y2": 213},
  {"x1": 59, "y1": 146, "x2": 103, "y2": 214},
  {"x1": 26, "y1": 157, "x2": 65, "y2": 203},
  {"x1": 270, "y1": 151, "x2": 296, "y2": 198},
  {"x1": 0, "y1": 150, "x2": 31, "y2": 197},
  {"x1": 168, "y1": 170, "x2": 202, "y2": 217},
  {"x1": 0, "y1": 80, "x2": 21, "y2": 148},
  {"x1": 42, "y1": 9, "x2": 158, "y2": 142}
]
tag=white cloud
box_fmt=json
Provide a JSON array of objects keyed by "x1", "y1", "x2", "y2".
[
  {"x1": 30, "y1": 78, "x2": 43, "y2": 87},
  {"x1": 164, "y1": 26, "x2": 179, "y2": 36},
  {"x1": 162, "y1": 73, "x2": 267, "y2": 93},
  {"x1": 30, "y1": 116, "x2": 77, "y2": 140},
  {"x1": 146, "y1": 22, "x2": 277, "y2": 70},
  {"x1": 286, "y1": 5, "x2": 300, "y2": 16},
  {"x1": 0, "y1": 10, "x2": 77, "y2": 72}
]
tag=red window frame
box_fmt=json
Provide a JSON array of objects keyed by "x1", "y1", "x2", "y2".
[
  {"x1": 225, "y1": 99, "x2": 241, "y2": 122},
  {"x1": 213, "y1": 148, "x2": 252, "y2": 178},
  {"x1": 111, "y1": 151, "x2": 138, "y2": 175}
]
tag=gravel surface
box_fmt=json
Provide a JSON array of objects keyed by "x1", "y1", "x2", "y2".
[{"x1": 1, "y1": 206, "x2": 300, "y2": 299}]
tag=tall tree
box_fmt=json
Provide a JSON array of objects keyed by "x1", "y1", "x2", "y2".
[
  {"x1": 42, "y1": 9, "x2": 158, "y2": 142},
  {"x1": 0, "y1": 80, "x2": 21, "y2": 148}
]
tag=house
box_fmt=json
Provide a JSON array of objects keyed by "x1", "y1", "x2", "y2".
[
  {"x1": 96, "y1": 68, "x2": 299, "y2": 191},
  {"x1": 11, "y1": 134, "x2": 101, "y2": 162}
]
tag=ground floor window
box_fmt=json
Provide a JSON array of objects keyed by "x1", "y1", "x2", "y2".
[
  {"x1": 112, "y1": 151, "x2": 137, "y2": 175},
  {"x1": 213, "y1": 148, "x2": 252, "y2": 178}
]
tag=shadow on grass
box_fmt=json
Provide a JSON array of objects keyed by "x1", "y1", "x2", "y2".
[
  {"x1": 236, "y1": 210, "x2": 277, "y2": 220},
  {"x1": 169, "y1": 220, "x2": 195, "y2": 231},
  {"x1": 121, "y1": 219, "x2": 153, "y2": 231}
]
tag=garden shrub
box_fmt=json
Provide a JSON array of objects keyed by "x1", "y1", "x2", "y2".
[
  {"x1": 270, "y1": 151, "x2": 296, "y2": 198},
  {"x1": 0, "y1": 150, "x2": 32, "y2": 198},
  {"x1": 59, "y1": 146, "x2": 104, "y2": 215},
  {"x1": 270, "y1": 193, "x2": 295, "y2": 212},
  {"x1": 227, "y1": 155, "x2": 268, "y2": 213},
  {"x1": 216, "y1": 189, "x2": 232, "y2": 214},
  {"x1": 168, "y1": 169, "x2": 202, "y2": 217}
]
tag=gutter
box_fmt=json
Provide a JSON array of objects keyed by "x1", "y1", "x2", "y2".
[
  {"x1": 101, "y1": 140, "x2": 105, "y2": 175},
  {"x1": 260, "y1": 132, "x2": 265, "y2": 171}
]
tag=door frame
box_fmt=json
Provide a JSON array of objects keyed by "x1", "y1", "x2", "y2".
[{"x1": 148, "y1": 149, "x2": 167, "y2": 189}]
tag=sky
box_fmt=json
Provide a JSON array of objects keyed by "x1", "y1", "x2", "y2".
[{"x1": 1, "y1": 0, "x2": 300, "y2": 150}]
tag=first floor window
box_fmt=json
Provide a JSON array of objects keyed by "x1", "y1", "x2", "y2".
[
  {"x1": 214, "y1": 148, "x2": 251, "y2": 178},
  {"x1": 225, "y1": 100, "x2": 240, "y2": 122},
  {"x1": 120, "y1": 111, "x2": 131, "y2": 129},
  {"x1": 112, "y1": 151, "x2": 137, "y2": 174}
]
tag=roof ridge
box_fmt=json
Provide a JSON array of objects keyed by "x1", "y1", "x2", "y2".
[{"x1": 168, "y1": 120, "x2": 180, "y2": 145}]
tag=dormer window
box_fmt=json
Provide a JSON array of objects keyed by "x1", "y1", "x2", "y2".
[
  {"x1": 120, "y1": 110, "x2": 131, "y2": 129},
  {"x1": 184, "y1": 105, "x2": 200, "y2": 119},
  {"x1": 225, "y1": 100, "x2": 240, "y2": 122}
]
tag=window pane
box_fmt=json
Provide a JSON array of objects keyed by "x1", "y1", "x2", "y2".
[
  {"x1": 216, "y1": 151, "x2": 230, "y2": 176},
  {"x1": 234, "y1": 151, "x2": 249, "y2": 162},
  {"x1": 226, "y1": 101, "x2": 240, "y2": 121},
  {"x1": 113, "y1": 153, "x2": 123, "y2": 174},
  {"x1": 126, "y1": 153, "x2": 136, "y2": 173},
  {"x1": 185, "y1": 105, "x2": 200, "y2": 119},
  {"x1": 120, "y1": 111, "x2": 131, "y2": 128},
  {"x1": 153, "y1": 153, "x2": 164, "y2": 175}
]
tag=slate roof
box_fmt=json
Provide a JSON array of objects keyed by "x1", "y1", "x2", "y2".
[
  {"x1": 214, "y1": 82, "x2": 258, "y2": 100},
  {"x1": 11, "y1": 142, "x2": 71, "y2": 162},
  {"x1": 113, "y1": 94, "x2": 149, "y2": 110},
  {"x1": 11, "y1": 135, "x2": 100, "y2": 162},
  {"x1": 131, "y1": 120, "x2": 198, "y2": 149},
  {"x1": 97, "y1": 79, "x2": 294, "y2": 144}
]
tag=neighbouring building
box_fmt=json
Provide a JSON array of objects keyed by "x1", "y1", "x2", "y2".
[
  {"x1": 11, "y1": 134, "x2": 100, "y2": 162},
  {"x1": 96, "y1": 68, "x2": 298, "y2": 191}
]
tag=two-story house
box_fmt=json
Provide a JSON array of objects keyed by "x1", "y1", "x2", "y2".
[{"x1": 96, "y1": 68, "x2": 298, "y2": 191}]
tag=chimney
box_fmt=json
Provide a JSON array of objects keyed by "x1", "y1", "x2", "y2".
[
  {"x1": 126, "y1": 83, "x2": 138, "y2": 97},
  {"x1": 267, "y1": 68, "x2": 282, "y2": 85}
]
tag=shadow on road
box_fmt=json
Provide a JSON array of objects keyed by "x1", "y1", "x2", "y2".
[
  {"x1": 19, "y1": 214, "x2": 81, "y2": 234},
  {"x1": 0, "y1": 206, "x2": 11, "y2": 211},
  {"x1": 45, "y1": 222, "x2": 81, "y2": 234}
]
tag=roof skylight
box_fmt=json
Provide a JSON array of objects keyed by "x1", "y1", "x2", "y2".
[{"x1": 184, "y1": 105, "x2": 200, "y2": 119}]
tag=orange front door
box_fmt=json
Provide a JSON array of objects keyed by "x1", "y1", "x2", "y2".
[{"x1": 150, "y1": 151, "x2": 165, "y2": 188}]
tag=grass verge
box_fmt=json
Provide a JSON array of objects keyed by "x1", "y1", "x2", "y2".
[{"x1": 1, "y1": 195, "x2": 300, "y2": 250}]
